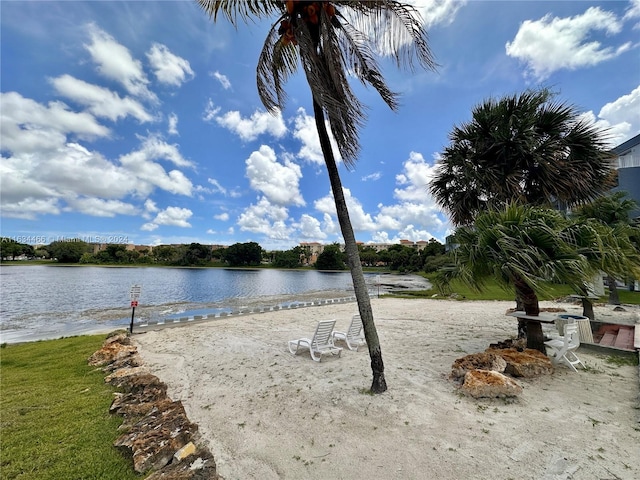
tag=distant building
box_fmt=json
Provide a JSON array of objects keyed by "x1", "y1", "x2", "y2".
[{"x1": 611, "y1": 133, "x2": 640, "y2": 221}]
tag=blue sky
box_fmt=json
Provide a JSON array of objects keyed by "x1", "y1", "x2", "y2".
[{"x1": 1, "y1": 1, "x2": 639, "y2": 250}]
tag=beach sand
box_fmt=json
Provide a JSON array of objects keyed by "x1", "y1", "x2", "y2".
[{"x1": 134, "y1": 297, "x2": 640, "y2": 480}]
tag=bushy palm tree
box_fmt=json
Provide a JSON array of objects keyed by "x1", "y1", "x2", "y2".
[
  {"x1": 430, "y1": 88, "x2": 616, "y2": 226},
  {"x1": 197, "y1": 1, "x2": 436, "y2": 393},
  {"x1": 573, "y1": 191, "x2": 640, "y2": 305},
  {"x1": 440, "y1": 203, "x2": 594, "y2": 352}
]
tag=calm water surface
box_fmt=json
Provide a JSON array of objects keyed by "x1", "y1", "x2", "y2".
[{"x1": 0, "y1": 265, "x2": 370, "y2": 343}]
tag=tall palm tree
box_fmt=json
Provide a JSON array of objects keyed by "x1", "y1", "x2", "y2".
[
  {"x1": 197, "y1": 1, "x2": 436, "y2": 393},
  {"x1": 429, "y1": 88, "x2": 616, "y2": 226}
]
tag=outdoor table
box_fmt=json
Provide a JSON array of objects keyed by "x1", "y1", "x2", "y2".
[{"x1": 506, "y1": 311, "x2": 558, "y2": 323}]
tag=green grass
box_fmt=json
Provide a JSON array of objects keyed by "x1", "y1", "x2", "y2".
[
  {"x1": 0, "y1": 335, "x2": 143, "y2": 480},
  {"x1": 394, "y1": 274, "x2": 640, "y2": 305}
]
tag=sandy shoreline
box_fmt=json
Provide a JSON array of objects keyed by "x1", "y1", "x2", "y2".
[{"x1": 135, "y1": 297, "x2": 639, "y2": 480}]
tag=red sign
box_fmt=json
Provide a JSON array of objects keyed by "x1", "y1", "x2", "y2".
[{"x1": 131, "y1": 300, "x2": 138, "y2": 308}]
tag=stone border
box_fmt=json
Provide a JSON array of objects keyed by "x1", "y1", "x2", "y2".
[{"x1": 88, "y1": 331, "x2": 221, "y2": 479}]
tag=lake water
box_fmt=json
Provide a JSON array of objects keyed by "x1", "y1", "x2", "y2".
[{"x1": 0, "y1": 265, "x2": 382, "y2": 343}]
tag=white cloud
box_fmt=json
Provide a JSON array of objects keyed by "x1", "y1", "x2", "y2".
[
  {"x1": 133, "y1": 134, "x2": 193, "y2": 168},
  {"x1": 202, "y1": 98, "x2": 221, "y2": 122},
  {"x1": 214, "y1": 108, "x2": 287, "y2": 142},
  {"x1": 142, "y1": 206, "x2": 193, "y2": 230},
  {"x1": 147, "y1": 43, "x2": 194, "y2": 87},
  {"x1": 214, "y1": 212, "x2": 229, "y2": 221},
  {"x1": 50, "y1": 75, "x2": 153, "y2": 123},
  {"x1": 292, "y1": 107, "x2": 342, "y2": 165},
  {"x1": 296, "y1": 214, "x2": 328, "y2": 240},
  {"x1": 33, "y1": 142, "x2": 139, "y2": 199},
  {"x1": 168, "y1": 113, "x2": 179, "y2": 135},
  {"x1": 394, "y1": 151, "x2": 438, "y2": 202},
  {"x1": 506, "y1": 7, "x2": 629, "y2": 80},
  {"x1": 362, "y1": 172, "x2": 382, "y2": 182},
  {"x1": 321, "y1": 213, "x2": 338, "y2": 237},
  {"x1": 211, "y1": 71, "x2": 231, "y2": 89},
  {"x1": 625, "y1": 0, "x2": 640, "y2": 22},
  {"x1": 314, "y1": 187, "x2": 376, "y2": 232},
  {"x1": 1, "y1": 91, "x2": 110, "y2": 154},
  {"x1": 207, "y1": 178, "x2": 227, "y2": 195},
  {"x1": 1, "y1": 124, "x2": 195, "y2": 220},
  {"x1": 368, "y1": 151, "x2": 447, "y2": 241},
  {"x1": 237, "y1": 196, "x2": 292, "y2": 239},
  {"x1": 411, "y1": 0, "x2": 467, "y2": 29},
  {"x1": 580, "y1": 85, "x2": 640, "y2": 146},
  {"x1": 119, "y1": 143, "x2": 193, "y2": 197},
  {"x1": 65, "y1": 197, "x2": 138, "y2": 217},
  {"x1": 84, "y1": 23, "x2": 157, "y2": 102},
  {"x1": 598, "y1": 85, "x2": 640, "y2": 138},
  {"x1": 0, "y1": 196, "x2": 61, "y2": 220},
  {"x1": 142, "y1": 199, "x2": 159, "y2": 220},
  {"x1": 245, "y1": 145, "x2": 305, "y2": 206}
]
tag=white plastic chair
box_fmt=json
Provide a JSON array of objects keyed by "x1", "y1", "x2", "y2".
[
  {"x1": 544, "y1": 321, "x2": 585, "y2": 372},
  {"x1": 288, "y1": 319, "x2": 342, "y2": 362},
  {"x1": 332, "y1": 314, "x2": 366, "y2": 351}
]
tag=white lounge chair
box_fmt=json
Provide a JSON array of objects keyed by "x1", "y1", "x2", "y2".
[
  {"x1": 332, "y1": 314, "x2": 366, "y2": 351},
  {"x1": 288, "y1": 319, "x2": 342, "y2": 362},
  {"x1": 544, "y1": 321, "x2": 585, "y2": 372}
]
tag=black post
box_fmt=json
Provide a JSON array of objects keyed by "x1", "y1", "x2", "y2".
[{"x1": 129, "y1": 306, "x2": 136, "y2": 334}]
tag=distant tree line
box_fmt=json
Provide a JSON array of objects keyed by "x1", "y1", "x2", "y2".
[{"x1": 0, "y1": 237, "x2": 447, "y2": 273}]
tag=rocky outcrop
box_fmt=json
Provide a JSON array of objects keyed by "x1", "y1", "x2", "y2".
[
  {"x1": 460, "y1": 369, "x2": 523, "y2": 398},
  {"x1": 451, "y1": 352, "x2": 507, "y2": 380},
  {"x1": 89, "y1": 331, "x2": 220, "y2": 479},
  {"x1": 487, "y1": 347, "x2": 554, "y2": 377},
  {"x1": 452, "y1": 337, "x2": 555, "y2": 398}
]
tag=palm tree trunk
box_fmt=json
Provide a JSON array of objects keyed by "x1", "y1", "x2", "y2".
[
  {"x1": 581, "y1": 298, "x2": 595, "y2": 320},
  {"x1": 607, "y1": 275, "x2": 621, "y2": 305},
  {"x1": 313, "y1": 100, "x2": 387, "y2": 393},
  {"x1": 513, "y1": 276, "x2": 545, "y2": 353}
]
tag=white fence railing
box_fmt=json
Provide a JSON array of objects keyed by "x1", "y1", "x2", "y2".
[{"x1": 617, "y1": 154, "x2": 640, "y2": 169}]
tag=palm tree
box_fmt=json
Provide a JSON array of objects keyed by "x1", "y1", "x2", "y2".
[
  {"x1": 440, "y1": 202, "x2": 640, "y2": 352},
  {"x1": 573, "y1": 191, "x2": 640, "y2": 305},
  {"x1": 429, "y1": 88, "x2": 616, "y2": 226},
  {"x1": 197, "y1": 1, "x2": 436, "y2": 393}
]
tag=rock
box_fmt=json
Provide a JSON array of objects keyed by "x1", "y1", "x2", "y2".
[
  {"x1": 451, "y1": 352, "x2": 507, "y2": 380},
  {"x1": 613, "y1": 306, "x2": 626, "y2": 312},
  {"x1": 488, "y1": 348, "x2": 554, "y2": 377},
  {"x1": 88, "y1": 341, "x2": 137, "y2": 367},
  {"x1": 104, "y1": 331, "x2": 131, "y2": 345},
  {"x1": 102, "y1": 352, "x2": 146, "y2": 372},
  {"x1": 105, "y1": 366, "x2": 150, "y2": 385},
  {"x1": 174, "y1": 442, "x2": 197, "y2": 462},
  {"x1": 114, "y1": 398, "x2": 198, "y2": 473},
  {"x1": 461, "y1": 369, "x2": 523, "y2": 398},
  {"x1": 145, "y1": 446, "x2": 218, "y2": 479},
  {"x1": 488, "y1": 338, "x2": 526, "y2": 351},
  {"x1": 110, "y1": 371, "x2": 168, "y2": 394},
  {"x1": 89, "y1": 334, "x2": 221, "y2": 479}
]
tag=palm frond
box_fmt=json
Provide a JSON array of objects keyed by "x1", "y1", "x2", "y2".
[
  {"x1": 338, "y1": 0, "x2": 436, "y2": 71},
  {"x1": 257, "y1": 16, "x2": 300, "y2": 112},
  {"x1": 197, "y1": 0, "x2": 282, "y2": 23}
]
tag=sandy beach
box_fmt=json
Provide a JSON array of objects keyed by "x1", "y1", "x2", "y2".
[{"x1": 134, "y1": 297, "x2": 640, "y2": 480}]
